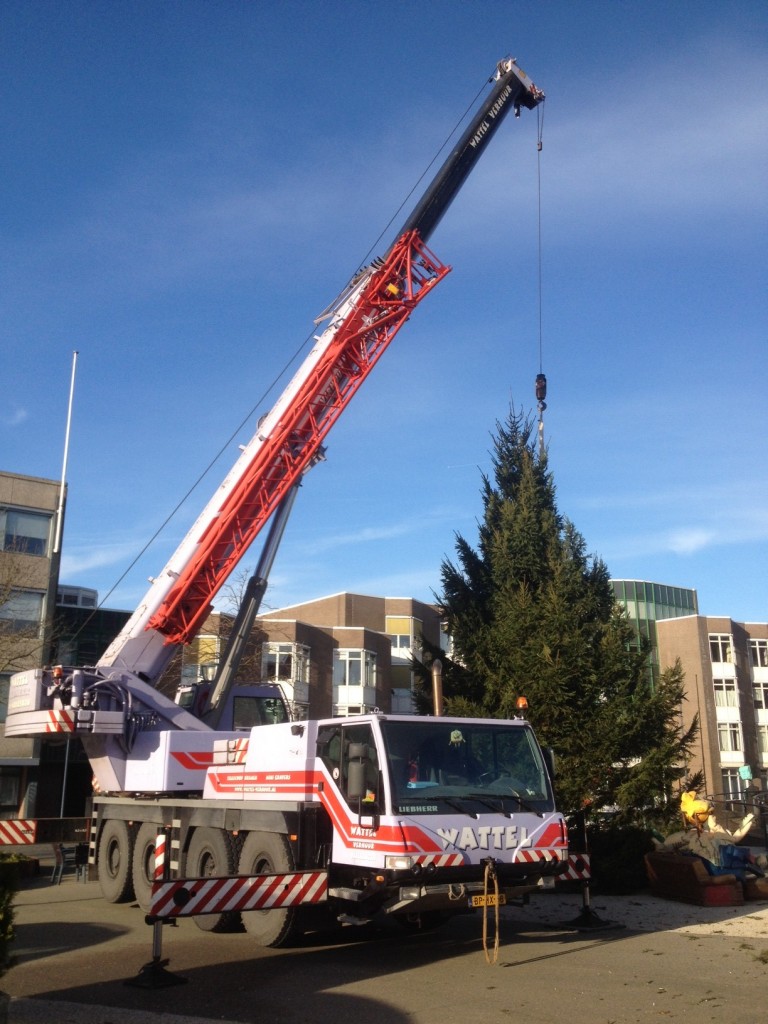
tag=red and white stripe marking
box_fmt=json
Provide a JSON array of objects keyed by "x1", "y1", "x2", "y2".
[
  {"x1": 45, "y1": 709, "x2": 75, "y2": 733},
  {"x1": 228, "y1": 739, "x2": 249, "y2": 764},
  {"x1": 515, "y1": 848, "x2": 564, "y2": 864},
  {"x1": 0, "y1": 820, "x2": 37, "y2": 844},
  {"x1": 154, "y1": 832, "x2": 167, "y2": 881},
  {"x1": 412, "y1": 852, "x2": 465, "y2": 869},
  {"x1": 150, "y1": 870, "x2": 328, "y2": 918},
  {"x1": 555, "y1": 853, "x2": 591, "y2": 881}
]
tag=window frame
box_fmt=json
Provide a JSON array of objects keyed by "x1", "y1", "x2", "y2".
[{"x1": 1, "y1": 507, "x2": 53, "y2": 557}]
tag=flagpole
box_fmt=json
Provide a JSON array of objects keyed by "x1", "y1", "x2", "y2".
[
  {"x1": 54, "y1": 350, "x2": 78, "y2": 555},
  {"x1": 56, "y1": 350, "x2": 78, "y2": 818}
]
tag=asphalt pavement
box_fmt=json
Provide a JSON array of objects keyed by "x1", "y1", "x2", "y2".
[{"x1": 3, "y1": 843, "x2": 768, "y2": 1024}]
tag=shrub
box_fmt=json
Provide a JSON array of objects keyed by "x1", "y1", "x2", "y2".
[
  {"x1": 0, "y1": 857, "x2": 20, "y2": 977},
  {"x1": 584, "y1": 822, "x2": 658, "y2": 894}
]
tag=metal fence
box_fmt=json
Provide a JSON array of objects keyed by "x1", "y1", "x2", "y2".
[{"x1": 707, "y1": 791, "x2": 768, "y2": 847}]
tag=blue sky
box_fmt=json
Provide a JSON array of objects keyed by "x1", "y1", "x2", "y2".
[{"x1": 3, "y1": 0, "x2": 766, "y2": 624}]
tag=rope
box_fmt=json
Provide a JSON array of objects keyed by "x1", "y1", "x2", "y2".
[
  {"x1": 536, "y1": 103, "x2": 545, "y2": 376},
  {"x1": 534, "y1": 102, "x2": 547, "y2": 459},
  {"x1": 481, "y1": 859, "x2": 500, "y2": 964}
]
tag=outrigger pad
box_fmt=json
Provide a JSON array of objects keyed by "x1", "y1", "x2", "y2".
[{"x1": 124, "y1": 957, "x2": 188, "y2": 989}]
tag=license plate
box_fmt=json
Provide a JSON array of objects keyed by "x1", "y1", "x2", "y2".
[{"x1": 469, "y1": 893, "x2": 507, "y2": 908}]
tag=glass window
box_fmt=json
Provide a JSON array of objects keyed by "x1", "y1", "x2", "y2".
[
  {"x1": 264, "y1": 644, "x2": 294, "y2": 681},
  {"x1": 754, "y1": 681, "x2": 768, "y2": 710},
  {"x1": 750, "y1": 639, "x2": 768, "y2": 669},
  {"x1": 721, "y1": 768, "x2": 742, "y2": 801},
  {"x1": 380, "y1": 719, "x2": 554, "y2": 816},
  {"x1": 0, "y1": 675, "x2": 9, "y2": 724},
  {"x1": 713, "y1": 678, "x2": 738, "y2": 707},
  {"x1": 334, "y1": 649, "x2": 376, "y2": 687},
  {"x1": 316, "y1": 721, "x2": 379, "y2": 810},
  {"x1": 758, "y1": 725, "x2": 768, "y2": 756},
  {"x1": 389, "y1": 634, "x2": 411, "y2": 650},
  {"x1": 232, "y1": 694, "x2": 289, "y2": 729},
  {"x1": 709, "y1": 634, "x2": 733, "y2": 664},
  {"x1": 717, "y1": 723, "x2": 741, "y2": 752},
  {"x1": 262, "y1": 643, "x2": 309, "y2": 684},
  {"x1": 0, "y1": 590, "x2": 44, "y2": 632},
  {"x1": 386, "y1": 616, "x2": 422, "y2": 653},
  {"x1": 1, "y1": 509, "x2": 52, "y2": 556},
  {"x1": 0, "y1": 767, "x2": 20, "y2": 809}
]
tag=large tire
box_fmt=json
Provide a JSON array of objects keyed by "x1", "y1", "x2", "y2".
[
  {"x1": 132, "y1": 822, "x2": 159, "y2": 912},
  {"x1": 238, "y1": 831, "x2": 298, "y2": 948},
  {"x1": 186, "y1": 827, "x2": 241, "y2": 933},
  {"x1": 98, "y1": 819, "x2": 135, "y2": 903}
]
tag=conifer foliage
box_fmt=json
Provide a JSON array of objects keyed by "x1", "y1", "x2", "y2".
[{"x1": 426, "y1": 408, "x2": 696, "y2": 818}]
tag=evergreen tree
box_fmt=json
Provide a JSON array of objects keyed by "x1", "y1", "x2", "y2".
[{"x1": 417, "y1": 408, "x2": 696, "y2": 819}]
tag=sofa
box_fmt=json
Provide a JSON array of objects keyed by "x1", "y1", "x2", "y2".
[{"x1": 644, "y1": 850, "x2": 744, "y2": 906}]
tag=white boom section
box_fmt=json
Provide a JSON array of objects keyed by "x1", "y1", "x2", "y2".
[{"x1": 97, "y1": 271, "x2": 373, "y2": 686}]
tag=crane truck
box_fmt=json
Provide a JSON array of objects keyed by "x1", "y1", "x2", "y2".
[{"x1": 5, "y1": 57, "x2": 568, "y2": 946}]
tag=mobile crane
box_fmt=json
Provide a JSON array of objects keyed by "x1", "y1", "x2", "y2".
[{"x1": 5, "y1": 57, "x2": 567, "y2": 945}]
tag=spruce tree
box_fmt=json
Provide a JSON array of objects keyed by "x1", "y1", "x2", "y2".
[{"x1": 420, "y1": 408, "x2": 696, "y2": 820}]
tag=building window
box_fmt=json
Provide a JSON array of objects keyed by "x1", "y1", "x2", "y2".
[
  {"x1": 721, "y1": 768, "x2": 742, "y2": 802},
  {"x1": 754, "y1": 681, "x2": 768, "y2": 711},
  {"x1": 333, "y1": 649, "x2": 376, "y2": 688},
  {"x1": 713, "y1": 677, "x2": 738, "y2": 708},
  {"x1": 1, "y1": 508, "x2": 52, "y2": 557},
  {"x1": 717, "y1": 723, "x2": 742, "y2": 753},
  {"x1": 389, "y1": 633, "x2": 411, "y2": 651},
  {"x1": 262, "y1": 643, "x2": 309, "y2": 685},
  {"x1": 0, "y1": 767, "x2": 20, "y2": 811},
  {"x1": 0, "y1": 590, "x2": 44, "y2": 632},
  {"x1": 709, "y1": 634, "x2": 733, "y2": 664},
  {"x1": 758, "y1": 725, "x2": 768, "y2": 756},
  {"x1": 750, "y1": 639, "x2": 768, "y2": 669},
  {"x1": 386, "y1": 616, "x2": 422, "y2": 655},
  {"x1": 0, "y1": 675, "x2": 9, "y2": 724}
]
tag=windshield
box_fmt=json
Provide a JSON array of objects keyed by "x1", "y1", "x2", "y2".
[{"x1": 380, "y1": 719, "x2": 554, "y2": 816}]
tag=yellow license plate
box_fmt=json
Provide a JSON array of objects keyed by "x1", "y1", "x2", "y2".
[{"x1": 469, "y1": 893, "x2": 507, "y2": 908}]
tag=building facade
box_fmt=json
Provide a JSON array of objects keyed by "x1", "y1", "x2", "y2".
[
  {"x1": 656, "y1": 616, "x2": 768, "y2": 801},
  {"x1": 0, "y1": 470, "x2": 63, "y2": 818},
  {"x1": 611, "y1": 579, "x2": 699, "y2": 685},
  {"x1": 180, "y1": 593, "x2": 444, "y2": 720}
]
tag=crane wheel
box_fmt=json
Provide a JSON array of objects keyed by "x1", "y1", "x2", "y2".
[
  {"x1": 186, "y1": 827, "x2": 242, "y2": 933},
  {"x1": 238, "y1": 831, "x2": 298, "y2": 947},
  {"x1": 131, "y1": 822, "x2": 160, "y2": 912},
  {"x1": 97, "y1": 819, "x2": 135, "y2": 903}
]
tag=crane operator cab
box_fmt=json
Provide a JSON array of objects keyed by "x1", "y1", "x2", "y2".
[{"x1": 175, "y1": 681, "x2": 290, "y2": 729}]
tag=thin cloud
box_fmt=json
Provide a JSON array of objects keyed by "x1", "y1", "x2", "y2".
[
  {"x1": 59, "y1": 539, "x2": 144, "y2": 576},
  {"x1": 450, "y1": 44, "x2": 768, "y2": 245},
  {"x1": 666, "y1": 528, "x2": 718, "y2": 556},
  {"x1": 300, "y1": 512, "x2": 450, "y2": 555},
  {"x1": 2, "y1": 406, "x2": 28, "y2": 427}
]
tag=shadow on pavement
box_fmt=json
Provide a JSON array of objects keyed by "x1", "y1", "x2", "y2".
[
  {"x1": 5, "y1": 912, "x2": 588, "y2": 1023},
  {"x1": 10, "y1": 919, "x2": 129, "y2": 964}
]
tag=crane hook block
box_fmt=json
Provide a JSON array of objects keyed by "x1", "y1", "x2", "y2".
[{"x1": 535, "y1": 373, "x2": 547, "y2": 403}]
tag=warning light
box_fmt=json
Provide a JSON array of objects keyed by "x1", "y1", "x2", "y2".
[{"x1": 515, "y1": 696, "x2": 529, "y2": 717}]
